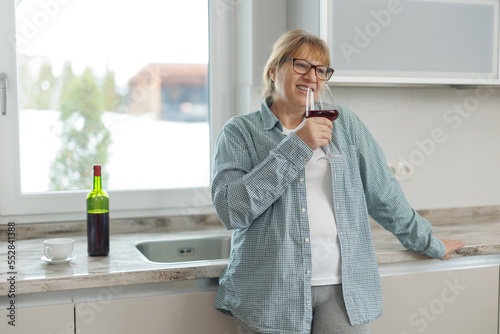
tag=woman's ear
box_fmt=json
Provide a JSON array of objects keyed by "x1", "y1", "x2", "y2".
[{"x1": 269, "y1": 66, "x2": 276, "y2": 82}]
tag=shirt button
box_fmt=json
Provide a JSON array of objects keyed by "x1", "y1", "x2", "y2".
[
  {"x1": 304, "y1": 238, "x2": 310, "y2": 243},
  {"x1": 306, "y1": 301, "x2": 311, "y2": 306},
  {"x1": 301, "y1": 208, "x2": 306, "y2": 213},
  {"x1": 299, "y1": 178, "x2": 304, "y2": 182},
  {"x1": 306, "y1": 270, "x2": 311, "y2": 275},
  {"x1": 304, "y1": 158, "x2": 308, "y2": 163}
]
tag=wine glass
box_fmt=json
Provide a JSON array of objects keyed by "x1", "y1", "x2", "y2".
[{"x1": 305, "y1": 85, "x2": 340, "y2": 161}]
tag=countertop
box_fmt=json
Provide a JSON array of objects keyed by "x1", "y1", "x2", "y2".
[{"x1": 1, "y1": 207, "x2": 500, "y2": 297}]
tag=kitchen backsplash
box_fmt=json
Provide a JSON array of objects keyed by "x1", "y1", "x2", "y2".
[
  {"x1": 333, "y1": 86, "x2": 500, "y2": 209},
  {"x1": 0, "y1": 214, "x2": 223, "y2": 241}
]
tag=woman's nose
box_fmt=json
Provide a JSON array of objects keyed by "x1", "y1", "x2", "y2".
[{"x1": 304, "y1": 68, "x2": 317, "y2": 82}]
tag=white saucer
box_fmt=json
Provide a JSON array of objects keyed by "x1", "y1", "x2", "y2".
[{"x1": 41, "y1": 254, "x2": 75, "y2": 265}]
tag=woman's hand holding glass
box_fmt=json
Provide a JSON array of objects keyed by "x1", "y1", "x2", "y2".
[{"x1": 294, "y1": 112, "x2": 333, "y2": 151}]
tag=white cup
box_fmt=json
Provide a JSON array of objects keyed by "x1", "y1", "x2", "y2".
[{"x1": 44, "y1": 238, "x2": 74, "y2": 261}]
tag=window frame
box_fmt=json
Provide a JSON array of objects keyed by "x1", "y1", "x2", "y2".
[{"x1": 0, "y1": 0, "x2": 235, "y2": 224}]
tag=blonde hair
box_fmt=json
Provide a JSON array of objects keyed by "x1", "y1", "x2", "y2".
[{"x1": 262, "y1": 29, "x2": 331, "y2": 100}]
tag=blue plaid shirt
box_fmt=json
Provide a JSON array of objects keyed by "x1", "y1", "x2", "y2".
[{"x1": 211, "y1": 98, "x2": 445, "y2": 333}]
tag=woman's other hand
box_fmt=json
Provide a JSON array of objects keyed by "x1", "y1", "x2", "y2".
[{"x1": 440, "y1": 239, "x2": 465, "y2": 260}]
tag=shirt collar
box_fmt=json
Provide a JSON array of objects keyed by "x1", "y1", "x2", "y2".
[{"x1": 260, "y1": 97, "x2": 282, "y2": 131}]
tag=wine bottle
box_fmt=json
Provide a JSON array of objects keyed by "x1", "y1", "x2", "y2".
[{"x1": 86, "y1": 164, "x2": 110, "y2": 256}]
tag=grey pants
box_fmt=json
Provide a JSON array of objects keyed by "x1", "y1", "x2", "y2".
[{"x1": 234, "y1": 284, "x2": 370, "y2": 334}]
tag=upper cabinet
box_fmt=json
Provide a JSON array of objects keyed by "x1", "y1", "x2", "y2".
[{"x1": 320, "y1": 0, "x2": 500, "y2": 86}]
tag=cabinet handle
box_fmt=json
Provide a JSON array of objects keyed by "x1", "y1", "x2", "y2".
[{"x1": 0, "y1": 73, "x2": 7, "y2": 116}]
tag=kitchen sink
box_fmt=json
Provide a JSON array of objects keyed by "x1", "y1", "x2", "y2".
[{"x1": 134, "y1": 234, "x2": 231, "y2": 264}]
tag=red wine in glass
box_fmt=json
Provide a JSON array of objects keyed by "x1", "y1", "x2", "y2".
[{"x1": 306, "y1": 109, "x2": 339, "y2": 122}]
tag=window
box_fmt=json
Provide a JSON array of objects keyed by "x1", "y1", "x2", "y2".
[{"x1": 0, "y1": 0, "x2": 233, "y2": 223}]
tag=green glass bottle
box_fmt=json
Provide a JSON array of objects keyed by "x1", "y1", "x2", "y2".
[{"x1": 86, "y1": 164, "x2": 109, "y2": 256}]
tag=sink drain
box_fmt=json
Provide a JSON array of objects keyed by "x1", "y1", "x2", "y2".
[{"x1": 177, "y1": 247, "x2": 195, "y2": 256}]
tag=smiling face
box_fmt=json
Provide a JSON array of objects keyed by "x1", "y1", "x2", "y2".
[{"x1": 269, "y1": 47, "x2": 327, "y2": 117}]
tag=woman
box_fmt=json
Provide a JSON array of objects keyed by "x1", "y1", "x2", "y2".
[{"x1": 211, "y1": 29, "x2": 464, "y2": 334}]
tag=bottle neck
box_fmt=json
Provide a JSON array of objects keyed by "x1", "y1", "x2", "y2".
[{"x1": 93, "y1": 175, "x2": 103, "y2": 191}]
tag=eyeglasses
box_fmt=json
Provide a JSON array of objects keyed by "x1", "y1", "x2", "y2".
[{"x1": 282, "y1": 58, "x2": 334, "y2": 81}]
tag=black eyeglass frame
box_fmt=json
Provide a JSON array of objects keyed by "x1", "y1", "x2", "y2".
[{"x1": 282, "y1": 57, "x2": 334, "y2": 81}]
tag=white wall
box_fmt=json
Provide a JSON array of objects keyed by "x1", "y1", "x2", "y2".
[
  {"x1": 339, "y1": 86, "x2": 500, "y2": 209},
  {"x1": 233, "y1": 0, "x2": 500, "y2": 209}
]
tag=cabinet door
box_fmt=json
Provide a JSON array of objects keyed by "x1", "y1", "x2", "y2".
[
  {"x1": 323, "y1": 0, "x2": 499, "y2": 85},
  {"x1": 0, "y1": 303, "x2": 74, "y2": 334},
  {"x1": 76, "y1": 290, "x2": 236, "y2": 334},
  {"x1": 369, "y1": 266, "x2": 499, "y2": 334}
]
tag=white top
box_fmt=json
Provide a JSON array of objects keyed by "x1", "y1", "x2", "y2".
[{"x1": 283, "y1": 127, "x2": 342, "y2": 285}]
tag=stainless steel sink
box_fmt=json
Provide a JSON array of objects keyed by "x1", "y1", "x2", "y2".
[{"x1": 135, "y1": 234, "x2": 231, "y2": 264}]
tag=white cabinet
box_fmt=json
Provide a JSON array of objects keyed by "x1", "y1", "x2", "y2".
[
  {"x1": 369, "y1": 266, "x2": 499, "y2": 334},
  {"x1": 76, "y1": 290, "x2": 235, "y2": 334},
  {"x1": 0, "y1": 303, "x2": 74, "y2": 334},
  {"x1": 321, "y1": 0, "x2": 500, "y2": 86}
]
